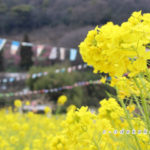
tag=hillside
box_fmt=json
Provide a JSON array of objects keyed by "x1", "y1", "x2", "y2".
[{"x1": 0, "y1": 0, "x2": 150, "y2": 47}]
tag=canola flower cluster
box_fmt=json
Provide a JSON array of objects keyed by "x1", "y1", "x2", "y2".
[
  {"x1": 57, "y1": 95, "x2": 67, "y2": 106},
  {"x1": 0, "y1": 98, "x2": 149, "y2": 150},
  {"x1": 79, "y1": 10, "x2": 150, "y2": 150},
  {"x1": 79, "y1": 11, "x2": 150, "y2": 77},
  {"x1": 110, "y1": 75, "x2": 150, "y2": 99},
  {"x1": 79, "y1": 10, "x2": 150, "y2": 113}
]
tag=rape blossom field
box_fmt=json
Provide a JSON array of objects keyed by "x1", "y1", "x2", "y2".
[
  {"x1": 0, "y1": 98, "x2": 149, "y2": 150},
  {"x1": 1, "y1": 11, "x2": 150, "y2": 150}
]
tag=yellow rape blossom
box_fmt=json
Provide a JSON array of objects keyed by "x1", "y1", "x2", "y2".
[
  {"x1": 44, "y1": 106, "x2": 51, "y2": 114},
  {"x1": 14, "y1": 99, "x2": 22, "y2": 108},
  {"x1": 57, "y1": 95, "x2": 67, "y2": 105},
  {"x1": 100, "y1": 77, "x2": 106, "y2": 83},
  {"x1": 67, "y1": 104, "x2": 76, "y2": 112},
  {"x1": 25, "y1": 101, "x2": 30, "y2": 106},
  {"x1": 79, "y1": 11, "x2": 150, "y2": 78},
  {"x1": 127, "y1": 104, "x2": 136, "y2": 113}
]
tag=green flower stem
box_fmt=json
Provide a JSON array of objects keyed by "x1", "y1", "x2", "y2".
[
  {"x1": 133, "y1": 77, "x2": 150, "y2": 131},
  {"x1": 118, "y1": 97, "x2": 142, "y2": 150},
  {"x1": 132, "y1": 94, "x2": 146, "y2": 119},
  {"x1": 55, "y1": 105, "x2": 61, "y2": 115}
]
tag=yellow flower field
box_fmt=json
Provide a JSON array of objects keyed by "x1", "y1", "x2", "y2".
[{"x1": 0, "y1": 98, "x2": 149, "y2": 150}]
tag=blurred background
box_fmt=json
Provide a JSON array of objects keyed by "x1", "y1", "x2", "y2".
[{"x1": 0, "y1": 0, "x2": 149, "y2": 112}]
